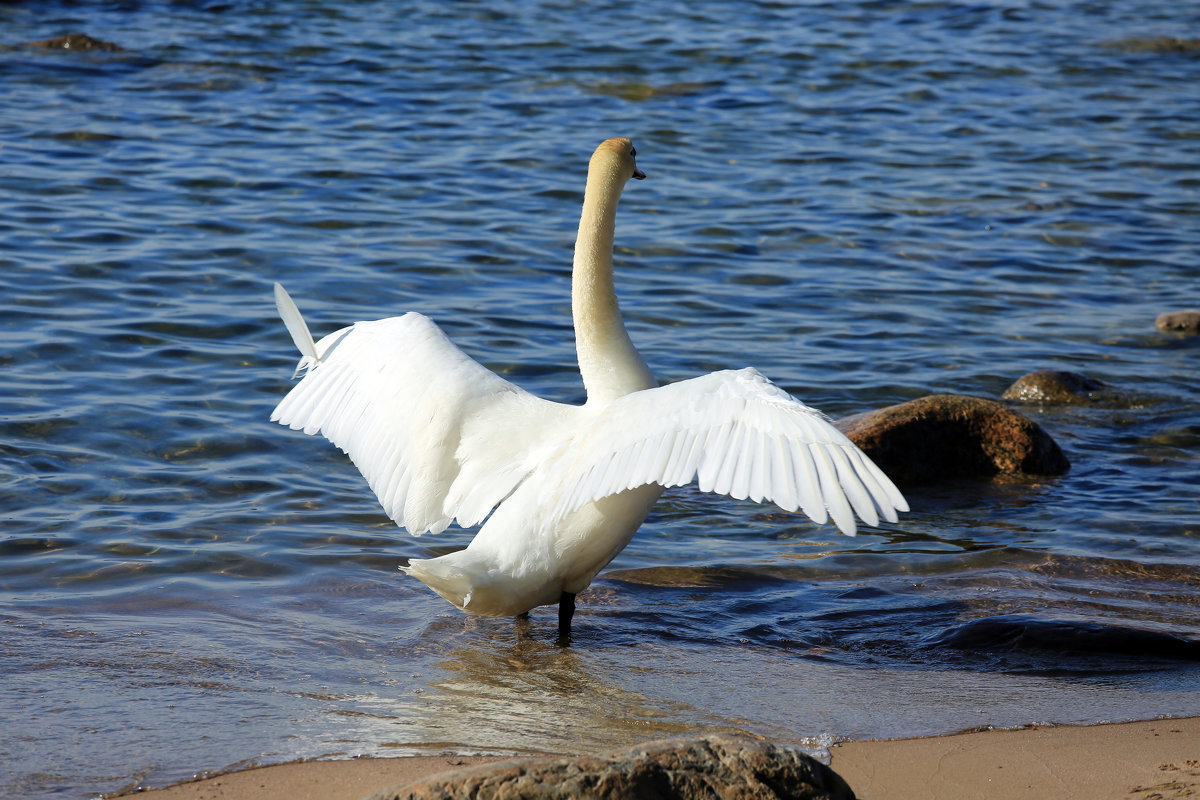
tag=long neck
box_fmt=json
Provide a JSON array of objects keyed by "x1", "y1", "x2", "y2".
[{"x1": 572, "y1": 167, "x2": 654, "y2": 404}]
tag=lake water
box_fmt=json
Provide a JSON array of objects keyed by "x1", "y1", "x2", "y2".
[{"x1": 1, "y1": 1, "x2": 1198, "y2": 797}]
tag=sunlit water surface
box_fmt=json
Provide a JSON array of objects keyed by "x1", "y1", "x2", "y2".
[{"x1": 1, "y1": 2, "x2": 1198, "y2": 798}]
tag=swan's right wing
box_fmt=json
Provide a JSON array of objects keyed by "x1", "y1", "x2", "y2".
[
  {"x1": 270, "y1": 285, "x2": 566, "y2": 535},
  {"x1": 551, "y1": 368, "x2": 907, "y2": 536}
]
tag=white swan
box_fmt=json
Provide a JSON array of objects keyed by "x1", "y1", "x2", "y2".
[{"x1": 271, "y1": 137, "x2": 907, "y2": 635}]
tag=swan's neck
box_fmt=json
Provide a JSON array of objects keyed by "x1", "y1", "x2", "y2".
[{"x1": 572, "y1": 169, "x2": 654, "y2": 404}]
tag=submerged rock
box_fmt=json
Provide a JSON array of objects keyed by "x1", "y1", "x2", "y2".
[
  {"x1": 929, "y1": 614, "x2": 1200, "y2": 661},
  {"x1": 1001, "y1": 370, "x2": 1108, "y2": 405},
  {"x1": 1155, "y1": 310, "x2": 1200, "y2": 334},
  {"x1": 1104, "y1": 36, "x2": 1200, "y2": 54},
  {"x1": 370, "y1": 735, "x2": 855, "y2": 800},
  {"x1": 837, "y1": 394, "x2": 1069, "y2": 484},
  {"x1": 20, "y1": 33, "x2": 124, "y2": 52}
]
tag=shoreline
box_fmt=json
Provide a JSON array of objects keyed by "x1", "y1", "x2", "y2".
[{"x1": 113, "y1": 716, "x2": 1200, "y2": 800}]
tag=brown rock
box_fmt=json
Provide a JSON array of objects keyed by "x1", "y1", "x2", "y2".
[
  {"x1": 369, "y1": 735, "x2": 855, "y2": 800},
  {"x1": 1105, "y1": 36, "x2": 1200, "y2": 53},
  {"x1": 21, "y1": 33, "x2": 123, "y2": 52},
  {"x1": 1155, "y1": 310, "x2": 1200, "y2": 334},
  {"x1": 1000, "y1": 370, "x2": 1107, "y2": 405},
  {"x1": 836, "y1": 394, "x2": 1069, "y2": 484}
]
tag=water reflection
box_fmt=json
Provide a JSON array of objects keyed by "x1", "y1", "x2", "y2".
[{"x1": 394, "y1": 621, "x2": 731, "y2": 754}]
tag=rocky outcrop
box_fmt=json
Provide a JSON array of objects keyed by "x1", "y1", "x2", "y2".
[
  {"x1": 21, "y1": 33, "x2": 123, "y2": 52},
  {"x1": 837, "y1": 394, "x2": 1070, "y2": 484},
  {"x1": 1155, "y1": 310, "x2": 1200, "y2": 334},
  {"x1": 1000, "y1": 370, "x2": 1108, "y2": 405},
  {"x1": 1105, "y1": 36, "x2": 1200, "y2": 54},
  {"x1": 369, "y1": 735, "x2": 855, "y2": 800}
]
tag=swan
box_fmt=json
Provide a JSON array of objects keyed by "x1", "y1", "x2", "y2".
[{"x1": 271, "y1": 137, "x2": 907, "y2": 636}]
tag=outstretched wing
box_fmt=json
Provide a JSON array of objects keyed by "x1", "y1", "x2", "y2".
[
  {"x1": 552, "y1": 368, "x2": 907, "y2": 535},
  {"x1": 270, "y1": 285, "x2": 567, "y2": 535}
]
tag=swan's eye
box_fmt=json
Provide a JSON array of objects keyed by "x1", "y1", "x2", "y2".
[{"x1": 630, "y1": 148, "x2": 637, "y2": 158}]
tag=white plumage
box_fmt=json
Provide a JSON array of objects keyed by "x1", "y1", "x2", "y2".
[{"x1": 272, "y1": 137, "x2": 907, "y2": 633}]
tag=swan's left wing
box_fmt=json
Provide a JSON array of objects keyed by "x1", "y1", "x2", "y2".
[
  {"x1": 552, "y1": 368, "x2": 907, "y2": 536},
  {"x1": 270, "y1": 284, "x2": 569, "y2": 535}
]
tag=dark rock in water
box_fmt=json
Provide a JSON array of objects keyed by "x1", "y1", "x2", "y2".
[
  {"x1": 929, "y1": 615, "x2": 1200, "y2": 661},
  {"x1": 369, "y1": 735, "x2": 856, "y2": 800},
  {"x1": 21, "y1": 33, "x2": 124, "y2": 52},
  {"x1": 836, "y1": 394, "x2": 1069, "y2": 484},
  {"x1": 1001, "y1": 370, "x2": 1107, "y2": 405},
  {"x1": 1155, "y1": 309, "x2": 1200, "y2": 334},
  {"x1": 1105, "y1": 36, "x2": 1200, "y2": 54}
]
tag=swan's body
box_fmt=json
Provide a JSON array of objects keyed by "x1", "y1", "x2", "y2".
[{"x1": 272, "y1": 138, "x2": 907, "y2": 633}]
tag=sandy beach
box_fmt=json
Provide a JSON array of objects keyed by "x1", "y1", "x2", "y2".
[
  {"x1": 832, "y1": 716, "x2": 1199, "y2": 800},
  {"x1": 115, "y1": 716, "x2": 1199, "y2": 800}
]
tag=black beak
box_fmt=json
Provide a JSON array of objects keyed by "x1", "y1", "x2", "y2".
[{"x1": 633, "y1": 168, "x2": 647, "y2": 180}]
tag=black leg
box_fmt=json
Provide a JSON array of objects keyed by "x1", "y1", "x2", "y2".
[{"x1": 557, "y1": 591, "x2": 576, "y2": 638}]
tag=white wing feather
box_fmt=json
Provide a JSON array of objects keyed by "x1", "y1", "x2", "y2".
[
  {"x1": 270, "y1": 286, "x2": 568, "y2": 535},
  {"x1": 273, "y1": 282, "x2": 319, "y2": 372},
  {"x1": 551, "y1": 368, "x2": 908, "y2": 536}
]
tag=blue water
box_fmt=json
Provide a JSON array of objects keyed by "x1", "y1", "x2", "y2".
[{"x1": 2, "y1": 1, "x2": 1198, "y2": 797}]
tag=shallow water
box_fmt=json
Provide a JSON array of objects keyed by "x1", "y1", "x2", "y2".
[{"x1": 1, "y1": 1, "x2": 1198, "y2": 797}]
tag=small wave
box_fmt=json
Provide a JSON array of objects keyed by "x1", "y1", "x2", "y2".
[{"x1": 928, "y1": 614, "x2": 1200, "y2": 662}]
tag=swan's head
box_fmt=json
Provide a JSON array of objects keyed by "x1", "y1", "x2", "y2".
[{"x1": 592, "y1": 137, "x2": 646, "y2": 183}]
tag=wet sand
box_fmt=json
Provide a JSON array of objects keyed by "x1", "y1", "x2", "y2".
[{"x1": 116, "y1": 717, "x2": 1199, "y2": 800}]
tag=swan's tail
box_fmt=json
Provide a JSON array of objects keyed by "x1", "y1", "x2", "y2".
[
  {"x1": 402, "y1": 555, "x2": 475, "y2": 612},
  {"x1": 274, "y1": 282, "x2": 319, "y2": 375},
  {"x1": 403, "y1": 550, "x2": 550, "y2": 617}
]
